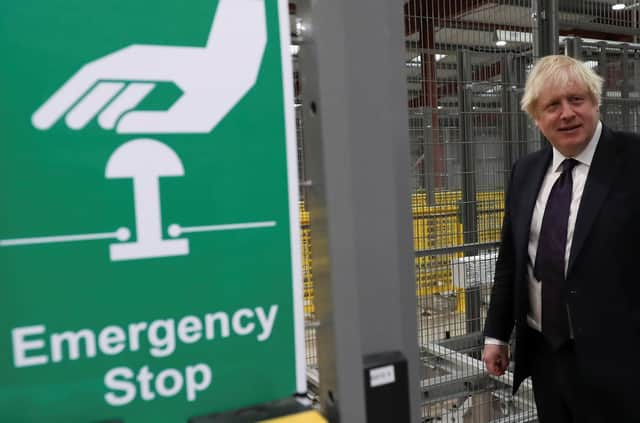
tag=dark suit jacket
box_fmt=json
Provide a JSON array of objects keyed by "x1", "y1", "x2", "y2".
[{"x1": 483, "y1": 125, "x2": 640, "y2": 396}]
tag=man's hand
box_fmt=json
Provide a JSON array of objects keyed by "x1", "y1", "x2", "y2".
[{"x1": 483, "y1": 343, "x2": 509, "y2": 376}]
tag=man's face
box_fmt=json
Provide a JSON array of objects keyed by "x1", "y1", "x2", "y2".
[{"x1": 533, "y1": 79, "x2": 599, "y2": 157}]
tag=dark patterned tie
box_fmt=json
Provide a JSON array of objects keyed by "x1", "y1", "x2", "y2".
[{"x1": 534, "y1": 158, "x2": 578, "y2": 350}]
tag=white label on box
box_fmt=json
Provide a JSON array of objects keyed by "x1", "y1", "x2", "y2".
[{"x1": 369, "y1": 365, "x2": 396, "y2": 388}]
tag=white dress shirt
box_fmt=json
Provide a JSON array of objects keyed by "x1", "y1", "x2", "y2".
[{"x1": 485, "y1": 121, "x2": 602, "y2": 345}]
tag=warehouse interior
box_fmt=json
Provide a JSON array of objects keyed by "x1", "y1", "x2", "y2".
[{"x1": 290, "y1": 0, "x2": 640, "y2": 421}]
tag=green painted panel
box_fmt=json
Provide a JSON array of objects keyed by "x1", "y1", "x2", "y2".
[{"x1": 0, "y1": 0, "x2": 304, "y2": 421}]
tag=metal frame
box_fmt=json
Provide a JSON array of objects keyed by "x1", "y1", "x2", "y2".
[
  {"x1": 296, "y1": 0, "x2": 421, "y2": 421},
  {"x1": 293, "y1": 1, "x2": 640, "y2": 422}
]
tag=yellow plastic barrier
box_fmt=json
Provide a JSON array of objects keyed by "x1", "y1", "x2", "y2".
[
  {"x1": 301, "y1": 190, "x2": 504, "y2": 315},
  {"x1": 300, "y1": 201, "x2": 315, "y2": 316},
  {"x1": 434, "y1": 190, "x2": 462, "y2": 206},
  {"x1": 413, "y1": 190, "x2": 504, "y2": 305},
  {"x1": 413, "y1": 204, "x2": 463, "y2": 297},
  {"x1": 477, "y1": 191, "x2": 504, "y2": 243}
]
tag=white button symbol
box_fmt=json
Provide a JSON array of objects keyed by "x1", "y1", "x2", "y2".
[{"x1": 106, "y1": 139, "x2": 189, "y2": 261}]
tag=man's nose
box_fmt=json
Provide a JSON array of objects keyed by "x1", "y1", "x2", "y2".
[{"x1": 559, "y1": 101, "x2": 575, "y2": 119}]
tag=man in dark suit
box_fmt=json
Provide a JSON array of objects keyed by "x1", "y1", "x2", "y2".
[{"x1": 482, "y1": 54, "x2": 640, "y2": 422}]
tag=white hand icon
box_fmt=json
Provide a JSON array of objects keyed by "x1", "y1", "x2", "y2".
[{"x1": 32, "y1": 0, "x2": 266, "y2": 134}]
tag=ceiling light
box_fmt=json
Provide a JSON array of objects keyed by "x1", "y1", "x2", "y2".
[
  {"x1": 584, "y1": 60, "x2": 598, "y2": 69},
  {"x1": 495, "y1": 40, "x2": 507, "y2": 47},
  {"x1": 613, "y1": 2, "x2": 640, "y2": 9},
  {"x1": 496, "y1": 29, "x2": 532, "y2": 44}
]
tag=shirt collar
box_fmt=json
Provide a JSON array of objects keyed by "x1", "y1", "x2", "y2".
[{"x1": 550, "y1": 120, "x2": 602, "y2": 172}]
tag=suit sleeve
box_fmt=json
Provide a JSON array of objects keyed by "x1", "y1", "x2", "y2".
[{"x1": 483, "y1": 163, "x2": 517, "y2": 342}]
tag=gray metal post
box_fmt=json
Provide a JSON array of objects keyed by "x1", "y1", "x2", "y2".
[
  {"x1": 501, "y1": 54, "x2": 515, "y2": 191},
  {"x1": 501, "y1": 53, "x2": 527, "y2": 198},
  {"x1": 532, "y1": 0, "x2": 559, "y2": 58},
  {"x1": 423, "y1": 106, "x2": 436, "y2": 204},
  {"x1": 598, "y1": 42, "x2": 609, "y2": 120},
  {"x1": 297, "y1": 1, "x2": 421, "y2": 422},
  {"x1": 514, "y1": 56, "x2": 530, "y2": 163},
  {"x1": 456, "y1": 51, "x2": 481, "y2": 334},
  {"x1": 622, "y1": 45, "x2": 630, "y2": 132},
  {"x1": 564, "y1": 36, "x2": 583, "y2": 61},
  {"x1": 457, "y1": 50, "x2": 478, "y2": 247},
  {"x1": 532, "y1": 0, "x2": 558, "y2": 152}
]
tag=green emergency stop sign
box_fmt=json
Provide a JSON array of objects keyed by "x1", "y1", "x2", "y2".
[{"x1": 0, "y1": 0, "x2": 305, "y2": 421}]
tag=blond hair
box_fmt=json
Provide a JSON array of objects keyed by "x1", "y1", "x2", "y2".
[{"x1": 520, "y1": 55, "x2": 604, "y2": 118}]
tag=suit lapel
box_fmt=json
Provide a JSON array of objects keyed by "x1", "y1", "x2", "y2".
[
  {"x1": 514, "y1": 148, "x2": 551, "y2": 259},
  {"x1": 567, "y1": 126, "x2": 622, "y2": 275}
]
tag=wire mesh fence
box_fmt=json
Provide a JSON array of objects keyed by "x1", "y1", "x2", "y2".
[
  {"x1": 292, "y1": 0, "x2": 640, "y2": 421},
  {"x1": 405, "y1": 1, "x2": 538, "y2": 420},
  {"x1": 290, "y1": 2, "x2": 320, "y2": 382},
  {"x1": 559, "y1": 0, "x2": 640, "y2": 35},
  {"x1": 564, "y1": 37, "x2": 640, "y2": 132}
]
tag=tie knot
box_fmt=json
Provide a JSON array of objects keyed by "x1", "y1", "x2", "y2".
[{"x1": 562, "y1": 158, "x2": 579, "y2": 174}]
